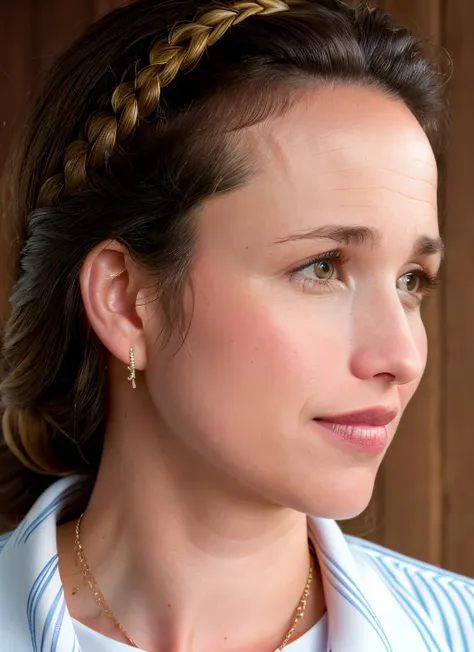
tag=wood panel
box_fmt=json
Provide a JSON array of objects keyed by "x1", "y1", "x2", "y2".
[
  {"x1": 443, "y1": 0, "x2": 474, "y2": 576},
  {"x1": 380, "y1": 0, "x2": 441, "y2": 40},
  {"x1": 93, "y1": 0, "x2": 128, "y2": 19},
  {"x1": 0, "y1": 0, "x2": 35, "y2": 315},
  {"x1": 33, "y1": 0, "x2": 94, "y2": 77}
]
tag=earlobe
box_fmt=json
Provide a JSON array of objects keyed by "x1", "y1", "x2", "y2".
[{"x1": 79, "y1": 242, "x2": 147, "y2": 371}]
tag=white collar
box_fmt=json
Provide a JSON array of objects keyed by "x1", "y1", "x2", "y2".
[{"x1": 0, "y1": 476, "x2": 447, "y2": 651}]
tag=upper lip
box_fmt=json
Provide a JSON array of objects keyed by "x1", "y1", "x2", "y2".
[{"x1": 315, "y1": 407, "x2": 399, "y2": 427}]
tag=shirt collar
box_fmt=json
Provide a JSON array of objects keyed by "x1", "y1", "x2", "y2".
[{"x1": 0, "y1": 476, "x2": 444, "y2": 652}]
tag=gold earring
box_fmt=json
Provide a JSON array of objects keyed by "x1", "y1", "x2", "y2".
[
  {"x1": 127, "y1": 347, "x2": 137, "y2": 389},
  {"x1": 110, "y1": 269, "x2": 126, "y2": 279}
]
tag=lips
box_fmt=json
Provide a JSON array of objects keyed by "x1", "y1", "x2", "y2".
[{"x1": 314, "y1": 407, "x2": 399, "y2": 428}]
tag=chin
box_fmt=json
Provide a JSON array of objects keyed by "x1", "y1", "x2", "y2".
[
  {"x1": 285, "y1": 467, "x2": 378, "y2": 521},
  {"x1": 304, "y1": 494, "x2": 374, "y2": 521},
  {"x1": 321, "y1": 496, "x2": 373, "y2": 521}
]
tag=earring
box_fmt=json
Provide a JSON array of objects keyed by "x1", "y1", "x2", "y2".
[
  {"x1": 127, "y1": 347, "x2": 137, "y2": 389},
  {"x1": 110, "y1": 269, "x2": 126, "y2": 279}
]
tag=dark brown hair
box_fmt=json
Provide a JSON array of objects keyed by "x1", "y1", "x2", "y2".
[{"x1": 0, "y1": 0, "x2": 446, "y2": 530}]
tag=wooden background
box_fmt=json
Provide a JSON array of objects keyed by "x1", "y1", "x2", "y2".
[{"x1": 1, "y1": 0, "x2": 473, "y2": 576}]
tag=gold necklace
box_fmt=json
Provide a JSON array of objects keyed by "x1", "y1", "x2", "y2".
[{"x1": 75, "y1": 514, "x2": 315, "y2": 650}]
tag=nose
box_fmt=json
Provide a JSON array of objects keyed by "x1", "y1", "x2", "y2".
[{"x1": 349, "y1": 290, "x2": 426, "y2": 386}]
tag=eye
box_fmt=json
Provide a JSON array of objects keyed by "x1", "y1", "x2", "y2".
[
  {"x1": 396, "y1": 269, "x2": 441, "y2": 306},
  {"x1": 312, "y1": 259, "x2": 335, "y2": 280},
  {"x1": 397, "y1": 272, "x2": 422, "y2": 294},
  {"x1": 397, "y1": 272, "x2": 421, "y2": 294},
  {"x1": 290, "y1": 249, "x2": 348, "y2": 294}
]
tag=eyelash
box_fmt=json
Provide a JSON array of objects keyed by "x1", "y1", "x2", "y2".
[
  {"x1": 290, "y1": 249, "x2": 441, "y2": 301},
  {"x1": 291, "y1": 250, "x2": 348, "y2": 293}
]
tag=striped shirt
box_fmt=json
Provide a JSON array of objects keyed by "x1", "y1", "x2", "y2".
[{"x1": 0, "y1": 476, "x2": 472, "y2": 651}]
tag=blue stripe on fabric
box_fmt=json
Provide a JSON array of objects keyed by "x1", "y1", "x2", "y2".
[
  {"x1": 26, "y1": 555, "x2": 58, "y2": 627},
  {"x1": 27, "y1": 555, "x2": 59, "y2": 652},
  {"x1": 14, "y1": 518, "x2": 30, "y2": 546},
  {"x1": 320, "y1": 546, "x2": 387, "y2": 626},
  {"x1": 40, "y1": 587, "x2": 65, "y2": 652},
  {"x1": 401, "y1": 566, "x2": 431, "y2": 615},
  {"x1": 439, "y1": 579, "x2": 471, "y2": 651},
  {"x1": 0, "y1": 531, "x2": 13, "y2": 552},
  {"x1": 318, "y1": 545, "x2": 393, "y2": 651},
  {"x1": 370, "y1": 556, "x2": 442, "y2": 652},
  {"x1": 18, "y1": 485, "x2": 81, "y2": 545},
  {"x1": 346, "y1": 536, "x2": 474, "y2": 586},
  {"x1": 17, "y1": 497, "x2": 63, "y2": 546},
  {"x1": 39, "y1": 584, "x2": 63, "y2": 652},
  {"x1": 51, "y1": 597, "x2": 66, "y2": 652},
  {"x1": 447, "y1": 578, "x2": 474, "y2": 629},
  {"x1": 349, "y1": 535, "x2": 474, "y2": 650},
  {"x1": 29, "y1": 561, "x2": 59, "y2": 652},
  {"x1": 19, "y1": 485, "x2": 81, "y2": 546},
  {"x1": 405, "y1": 567, "x2": 454, "y2": 651},
  {"x1": 321, "y1": 568, "x2": 392, "y2": 652}
]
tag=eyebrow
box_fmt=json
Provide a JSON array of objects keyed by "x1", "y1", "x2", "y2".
[
  {"x1": 273, "y1": 224, "x2": 444, "y2": 258},
  {"x1": 274, "y1": 225, "x2": 380, "y2": 246},
  {"x1": 415, "y1": 235, "x2": 445, "y2": 258}
]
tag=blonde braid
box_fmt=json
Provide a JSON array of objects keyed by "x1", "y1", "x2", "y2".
[{"x1": 37, "y1": 0, "x2": 290, "y2": 208}]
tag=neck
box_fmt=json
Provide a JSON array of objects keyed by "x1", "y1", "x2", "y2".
[{"x1": 58, "y1": 396, "x2": 326, "y2": 652}]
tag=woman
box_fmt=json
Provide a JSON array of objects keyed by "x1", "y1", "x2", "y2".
[{"x1": 0, "y1": 0, "x2": 472, "y2": 650}]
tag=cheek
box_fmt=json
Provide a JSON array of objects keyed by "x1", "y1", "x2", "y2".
[
  {"x1": 190, "y1": 276, "x2": 353, "y2": 407},
  {"x1": 147, "y1": 273, "x2": 348, "y2": 441}
]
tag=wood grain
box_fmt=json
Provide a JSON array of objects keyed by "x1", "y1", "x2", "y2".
[
  {"x1": 380, "y1": 0, "x2": 441, "y2": 41},
  {"x1": 93, "y1": 0, "x2": 129, "y2": 19},
  {"x1": 0, "y1": 0, "x2": 35, "y2": 316},
  {"x1": 32, "y1": 0, "x2": 94, "y2": 77},
  {"x1": 443, "y1": 0, "x2": 474, "y2": 576}
]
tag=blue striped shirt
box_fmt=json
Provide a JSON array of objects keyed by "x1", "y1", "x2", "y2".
[{"x1": 0, "y1": 477, "x2": 472, "y2": 651}]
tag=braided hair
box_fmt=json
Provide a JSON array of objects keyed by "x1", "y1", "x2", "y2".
[{"x1": 38, "y1": 1, "x2": 291, "y2": 207}]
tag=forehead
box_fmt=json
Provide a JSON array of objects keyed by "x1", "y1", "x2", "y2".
[
  {"x1": 252, "y1": 84, "x2": 436, "y2": 173},
  {"x1": 199, "y1": 85, "x2": 439, "y2": 251}
]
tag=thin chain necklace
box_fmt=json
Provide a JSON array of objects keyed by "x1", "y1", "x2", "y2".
[{"x1": 75, "y1": 514, "x2": 315, "y2": 651}]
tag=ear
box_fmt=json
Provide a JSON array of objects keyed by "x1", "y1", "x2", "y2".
[{"x1": 79, "y1": 241, "x2": 148, "y2": 371}]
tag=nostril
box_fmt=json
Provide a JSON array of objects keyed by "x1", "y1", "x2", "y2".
[{"x1": 374, "y1": 372, "x2": 396, "y2": 382}]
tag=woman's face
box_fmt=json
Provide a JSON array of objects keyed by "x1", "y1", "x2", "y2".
[{"x1": 143, "y1": 86, "x2": 441, "y2": 519}]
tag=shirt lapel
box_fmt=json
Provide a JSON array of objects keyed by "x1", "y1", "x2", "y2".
[
  {"x1": 0, "y1": 476, "x2": 82, "y2": 652},
  {"x1": 307, "y1": 516, "x2": 449, "y2": 652},
  {"x1": 0, "y1": 477, "x2": 449, "y2": 652}
]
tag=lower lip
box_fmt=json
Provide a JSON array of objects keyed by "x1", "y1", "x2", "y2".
[{"x1": 312, "y1": 419, "x2": 389, "y2": 455}]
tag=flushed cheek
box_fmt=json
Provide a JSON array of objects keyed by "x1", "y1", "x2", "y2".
[{"x1": 181, "y1": 284, "x2": 349, "y2": 429}]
